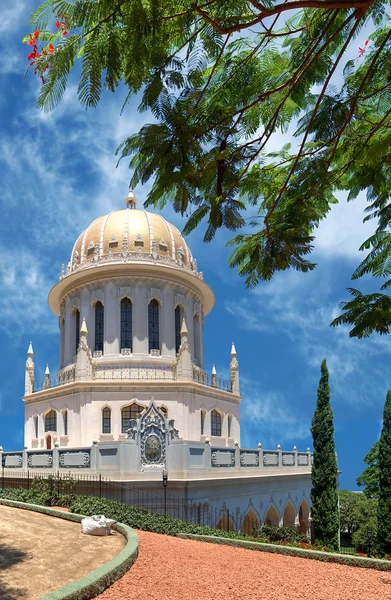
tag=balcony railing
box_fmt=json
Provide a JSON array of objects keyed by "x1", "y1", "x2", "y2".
[
  {"x1": 192, "y1": 365, "x2": 232, "y2": 392},
  {"x1": 31, "y1": 363, "x2": 233, "y2": 393}
]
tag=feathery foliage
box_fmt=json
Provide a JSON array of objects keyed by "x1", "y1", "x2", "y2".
[
  {"x1": 311, "y1": 359, "x2": 339, "y2": 550},
  {"x1": 23, "y1": 0, "x2": 391, "y2": 336}
]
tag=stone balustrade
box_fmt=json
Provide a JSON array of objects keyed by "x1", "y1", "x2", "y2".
[{"x1": 0, "y1": 442, "x2": 313, "y2": 476}]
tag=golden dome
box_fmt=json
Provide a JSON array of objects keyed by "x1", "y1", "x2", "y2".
[{"x1": 70, "y1": 208, "x2": 193, "y2": 269}]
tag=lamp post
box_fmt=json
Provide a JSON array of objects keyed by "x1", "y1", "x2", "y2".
[{"x1": 162, "y1": 469, "x2": 168, "y2": 516}]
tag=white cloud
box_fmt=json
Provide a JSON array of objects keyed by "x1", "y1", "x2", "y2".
[
  {"x1": 226, "y1": 266, "x2": 390, "y2": 409},
  {"x1": 240, "y1": 375, "x2": 310, "y2": 449},
  {"x1": 314, "y1": 192, "x2": 375, "y2": 260},
  {"x1": 0, "y1": 248, "x2": 56, "y2": 337}
]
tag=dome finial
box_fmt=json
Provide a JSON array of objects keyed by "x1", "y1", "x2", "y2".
[{"x1": 125, "y1": 188, "x2": 137, "y2": 209}]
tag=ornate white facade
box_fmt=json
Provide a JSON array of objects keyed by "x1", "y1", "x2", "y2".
[{"x1": 2, "y1": 190, "x2": 313, "y2": 533}]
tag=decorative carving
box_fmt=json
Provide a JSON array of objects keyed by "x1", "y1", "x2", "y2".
[
  {"x1": 27, "y1": 452, "x2": 53, "y2": 468},
  {"x1": 168, "y1": 419, "x2": 179, "y2": 440},
  {"x1": 2, "y1": 453, "x2": 23, "y2": 468},
  {"x1": 149, "y1": 349, "x2": 160, "y2": 357},
  {"x1": 263, "y1": 452, "x2": 279, "y2": 467},
  {"x1": 139, "y1": 401, "x2": 167, "y2": 469},
  {"x1": 297, "y1": 453, "x2": 309, "y2": 466},
  {"x1": 175, "y1": 293, "x2": 186, "y2": 307},
  {"x1": 124, "y1": 400, "x2": 181, "y2": 470},
  {"x1": 240, "y1": 451, "x2": 259, "y2": 467},
  {"x1": 193, "y1": 301, "x2": 202, "y2": 317},
  {"x1": 121, "y1": 348, "x2": 132, "y2": 356},
  {"x1": 60, "y1": 249, "x2": 202, "y2": 280},
  {"x1": 93, "y1": 351, "x2": 103, "y2": 358},
  {"x1": 211, "y1": 449, "x2": 236, "y2": 468},
  {"x1": 148, "y1": 287, "x2": 163, "y2": 304},
  {"x1": 59, "y1": 450, "x2": 90, "y2": 468},
  {"x1": 90, "y1": 290, "x2": 103, "y2": 306},
  {"x1": 117, "y1": 286, "x2": 134, "y2": 302},
  {"x1": 126, "y1": 419, "x2": 138, "y2": 441},
  {"x1": 282, "y1": 452, "x2": 295, "y2": 466}
]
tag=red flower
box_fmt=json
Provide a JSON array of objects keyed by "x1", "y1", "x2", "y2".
[
  {"x1": 28, "y1": 39, "x2": 36, "y2": 47},
  {"x1": 41, "y1": 75, "x2": 45, "y2": 84},
  {"x1": 34, "y1": 30, "x2": 40, "y2": 39},
  {"x1": 48, "y1": 44, "x2": 54, "y2": 53},
  {"x1": 63, "y1": 30, "x2": 68, "y2": 36},
  {"x1": 56, "y1": 20, "x2": 61, "y2": 29},
  {"x1": 356, "y1": 39, "x2": 369, "y2": 61}
]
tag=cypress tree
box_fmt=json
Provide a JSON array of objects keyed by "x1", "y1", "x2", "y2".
[
  {"x1": 310, "y1": 359, "x2": 339, "y2": 550},
  {"x1": 377, "y1": 390, "x2": 391, "y2": 555}
]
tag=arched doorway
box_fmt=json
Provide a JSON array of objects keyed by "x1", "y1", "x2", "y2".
[
  {"x1": 216, "y1": 514, "x2": 236, "y2": 532},
  {"x1": 299, "y1": 500, "x2": 310, "y2": 536},
  {"x1": 264, "y1": 505, "x2": 279, "y2": 527},
  {"x1": 283, "y1": 502, "x2": 296, "y2": 529},
  {"x1": 46, "y1": 435, "x2": 52, "y2": 450},
  {"x1": 241, "y1": 509, "x2": 260, "y2": 535}
]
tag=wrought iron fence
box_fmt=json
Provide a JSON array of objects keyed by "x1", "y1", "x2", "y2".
[{"x1": 0, "y1": 470, "x2": 266, "y2": 535}]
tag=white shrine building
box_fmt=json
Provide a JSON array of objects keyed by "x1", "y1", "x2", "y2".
[{"x1": 1, "y1": 190, "x2": 313, "y2": 534}]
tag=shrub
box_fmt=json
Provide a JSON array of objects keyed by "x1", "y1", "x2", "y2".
[{"x1": 259, "y1": 525, "x2": 309, "y2": 544}]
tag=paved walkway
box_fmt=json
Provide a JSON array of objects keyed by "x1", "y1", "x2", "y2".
[
  {"x1": 0, "y1": 505, "x2": 123, "y2": 600},
  {"x1": 97, "y1": 530, "x2": 391, "y2": 600}
]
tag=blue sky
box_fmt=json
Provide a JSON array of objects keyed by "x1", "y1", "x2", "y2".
[{"x1": 0, "y1": 2, "x2": 388, "y2": 490}]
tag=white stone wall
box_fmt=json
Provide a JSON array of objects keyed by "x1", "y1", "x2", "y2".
[
  {"x1": 24, "y1": 386, "x2": 240, "y2": 449},
  {"x1": 59, "y1": 276, "x2": 204, "y2": 370}
]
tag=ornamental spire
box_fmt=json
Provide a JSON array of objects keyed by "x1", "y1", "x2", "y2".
[{"x1": 125, "y1": 188, "x2": 137, "y2": 209}]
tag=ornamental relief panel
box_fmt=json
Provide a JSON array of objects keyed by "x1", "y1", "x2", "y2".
[
  {"x1": 148, "y1": 287, "x2": 163, "y2": 304},
  {"x1": 90, "y1": 289, "x2": 104, "y2": 306},
  {"x1": 117, "y1": 286, "x2": 135, "y2": 302}
]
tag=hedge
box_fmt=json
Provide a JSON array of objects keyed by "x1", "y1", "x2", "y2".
[
  {"x1": 0, "y1": 488, "x2": 305, "y2": 545},
  {"x1": 177, "y1": 534, "x2": 391, "y2": 572}
]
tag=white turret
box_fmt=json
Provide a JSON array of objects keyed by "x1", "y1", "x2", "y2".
[
  {"x1": 177, "y1": 318, "x2": 192, "y2": 380},
  {"x1": 75, "y1": 317, "x2": 94, "y2": 381},
  {"x1": 25, "y1": 342, "x2": 35, "y2": 395},
  {"x1": 211, "y1": 364, "x2": 218, "y2": 388},
  {"x1": 230, "y1": 342, "x2": 240, "y2": 395},
  {"x1": 43, "y1": 364, "x2": 51, "y2": 390}
]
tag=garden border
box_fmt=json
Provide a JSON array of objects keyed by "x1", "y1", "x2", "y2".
[
  {"x1": 177, "y1": 533, "x2": 391, "y2": 572},
  {"x1": 0, "y1": 498, "x2": 139, "y2": 600}
]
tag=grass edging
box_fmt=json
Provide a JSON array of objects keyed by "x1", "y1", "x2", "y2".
[
  {"x1": 0, "y1": 498, "x2": 139, "y2": 600},
  {"x1": 177, "y1": 533, "x2": 391, "y2": 572}
]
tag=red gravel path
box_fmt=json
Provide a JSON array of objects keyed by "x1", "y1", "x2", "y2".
[{"x1": 97, "y1": 531, "x2": 391, "y2": 600}]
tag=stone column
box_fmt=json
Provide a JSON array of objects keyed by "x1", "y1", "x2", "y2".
[
  {"x1": 59, "y1": 318, "x2": 65, "y2": 369},
  {"x1": 80, "y1": 287, "x2": 91, "y2": 348},
  {"x1": 162, "y1": 284, "x2": 175, "y2": 358},
  {"x1": 133, "y1": 283, "x2": 148, "y2": 356},
  {"x1": 104, "y1": 281, "x2": 119, "y2": 356},
  {"x1": 64, "y1": 297, "x2": 72, "y2": 366}
]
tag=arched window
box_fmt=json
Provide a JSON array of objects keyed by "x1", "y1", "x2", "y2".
[
  {"x1": 94, "y1": 301, "x2": 104, "y2": 353},
  {"x1": 45, "y1": 410, "x2": 57, "y2": 432},
  {"x1": 75, "y1": 309, "x2": 80, "y2": 355},
  {"x1": 228, "y1": 415, "x2": 232, "y2": 438},
  {"x1": 120, "y1": 298, "x2": 132, "y2": 351},
  {"x1": 175, "y1": 305, "x2": 181, "y2": 354},
  {"x1": 102, "y1": 407, "x2": 111, "y2": 434},
  {"x1": 33, "y1": 415, "x2": 38, "y2": 438},
  {"x1": 200, "y1": 409, "x2": 206, "y2": 435},
  {"x1": 63, "y1": 410, "x2": 68, "y2": 436},
  {"x1": 122, "y1": 403, "x2": 144, "y2": 433},
  {"x1": 211, "y1": 410, "x2": 221, "y2": 437},
  {"x1": 148, "y1": 299, "x2": 159, "y2": 352}
]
